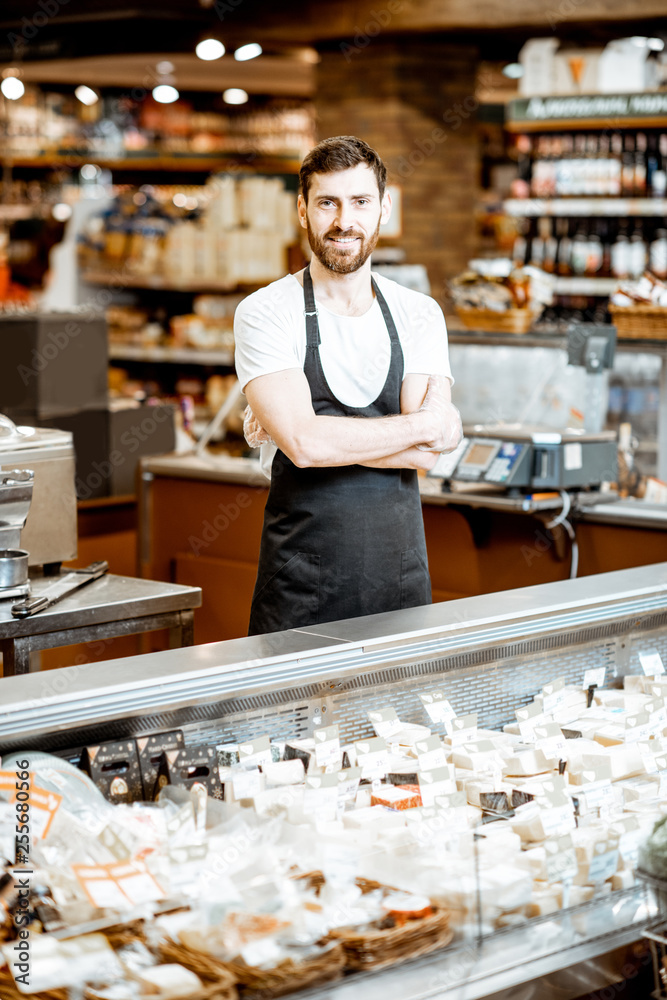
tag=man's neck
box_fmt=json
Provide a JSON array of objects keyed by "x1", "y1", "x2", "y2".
[{"x1": 306, "y1": 256, "x2": 375, "y2": 317}]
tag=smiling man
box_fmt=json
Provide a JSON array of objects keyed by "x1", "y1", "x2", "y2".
[{"x1": 234, "y1": 135, "x2": 461, "y2": 636}]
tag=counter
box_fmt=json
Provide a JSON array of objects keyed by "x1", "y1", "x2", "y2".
[
  {"x1": 2, "y1": 564, "x2": 666, "y2": 999},
  {"x1": 139, "y1": 452, "x2": 667, "y2": 643}
]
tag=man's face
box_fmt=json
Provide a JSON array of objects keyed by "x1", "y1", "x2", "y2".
[{"x1": 297, "y1": 163, "x2": 391, "y2": 274}]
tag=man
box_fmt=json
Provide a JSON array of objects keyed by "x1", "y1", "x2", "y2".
[{"x1": 234, "y1": 135, "x2": 461, "y2": 636}]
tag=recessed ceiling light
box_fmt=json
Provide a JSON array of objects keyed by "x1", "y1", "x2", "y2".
[
  {"x1": 153, "y1": 84, "x2": 179, "y2": 104},
  {"x1": 223, "y1": 88, "x2": 249, "y2": 104},
  {"x1": 1, "y1": 76, "x2": 24, "y2": 100},
  {"x1": 502, "y1": 63, "x2": 524, "y2": 79},
  {"x1": 75, "y1": 85, "x2": 99, "y2": 106},
  {"x1": 196, "y1": 38, "x2": 225, "y2": 60},
  {"x1": 234, "y1": 43, "x2": 262, "y2": 61},
  {"x1": 52, "y1": 203, "x2": 73, "y2": 222}
]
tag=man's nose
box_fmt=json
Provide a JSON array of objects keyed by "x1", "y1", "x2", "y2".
[{"x1": 335, "y1": 202, "x2": 355, "y2": 231}]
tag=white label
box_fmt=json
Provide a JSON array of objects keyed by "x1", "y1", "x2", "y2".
[
  {"x1": 574, "y1": 782, "x2": 615, "y2": 810},
  {"x1": 355, "y1": 737, "x2": 389, "y2": 780},
  {"x1": 419, "y1": 766, "x2": 457, "y2": 807},
  {"x1": 415, "y1": 735, "x2": 448, "y2": 771},
  {"x1": 640, "y1": 650, "x2": 665, "y2": 676},
  {"x1": 540, "y1": 803, "x2": 576, "y2": 837},
  {"x1": 238, "y1": 735, "x2": 273, "y2": 769},
  {"x1": 544, "y1": 836, "x2": 578, "y2": 882},
  {"x1": 367, "y1": 708, "x2": 403, "y2": 740},
  {"x1": 232, "y1": 769, "x2": 262, "y2": 799},
  {"x1": 419, "y1": 692, "x2": 457, "y2": 732},
  {"x1": 314, "y1": 725, "x2": 341, "y2": 768},
  {"x1": 583, "y1": 667, "x2": 606, "y2": 689},
  {"x1": 587, "y1": 846, "x2": 619, "y2": 883},
  {"x1": 450, "y1": 714, "x2": 478, "y2": 746},
  {"x1": 564, "y1": 442, "x2": 583, "y2": 471},
  {"x1": 337, "y1": 768, "x2": 361, "y2": 806},
  {"x1": 304, "y1": 774, "x2": 338, "y2": 822}
]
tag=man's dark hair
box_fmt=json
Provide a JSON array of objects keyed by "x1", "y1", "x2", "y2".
[{"x1": 299, "y1": 136, "x2": 387, "y2": 203}]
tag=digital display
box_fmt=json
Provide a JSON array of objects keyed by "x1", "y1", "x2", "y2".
[{"x1": 462, "y1": 443, "x2": 496, "y2": 467}]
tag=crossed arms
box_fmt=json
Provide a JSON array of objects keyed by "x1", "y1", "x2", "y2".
[{"x1": 243, "y1": 368, "x2": 462, "y2": 471}]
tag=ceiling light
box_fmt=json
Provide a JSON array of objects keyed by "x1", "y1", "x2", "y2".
[
  {"x1": 52, "y1": 203, "x2": 72, "y2": 222},
  {"x1": 75, "y1": 85, "x2": 99, "y2": 106},
  {"x1": 156, "y1": 61, "x2": 175, "y2": 75},
  {"x1": 196, "y1": 38, "x2": 225, "y2": 60},
  {"x1": 223, "y1": 88, "x2": 248, "y2": 105},
  {"x1": 502, "y1": 63, "x2": 524, "y2": 79},
  {"x1": 234, "y1": 43, "x2": 262, "y2": 61},
  {"x1": 1, "y1": 76, "x2": 24, "y2": 100},
  {"x1": 153, "y1": 84, "x2": 179, "y2": 104}
]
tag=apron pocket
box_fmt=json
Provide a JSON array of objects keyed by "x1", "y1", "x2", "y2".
[
  {"x1": 400, "y1": 548, "x2": 431, "y2": 610},
  {"x1": 253, "y1": 551, "x2": 321, "y2": 630}
]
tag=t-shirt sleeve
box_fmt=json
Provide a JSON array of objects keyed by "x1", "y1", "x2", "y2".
[
  {"x1": 234, "y1": 290, "x2": 302, "y2": 392},
  {"x1": 403, "y1": 293, "x2": 454, "y2": 385}
]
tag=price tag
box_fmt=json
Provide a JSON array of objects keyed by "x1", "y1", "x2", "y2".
[
  {"x1": 544, "y1": 835, "x2": 578, "y2": 882},
  {"x1": 415, "y1": 735, "x2": 448, "y2": 771},
  {"x1": 337, "y1": 767, "x2": 361, "y2": 806},
  {"x1": 540, "y1": 803, "x2": 576, "y2": 837},
  {"x1": 587, "y1": 843, "x2": 619, "y2": 883},
  {"x1": 304, "y1": 773, "x2": 339, "y2": 822},
  {"x1": 533, "y1": 723, "x2": 568, "y2": 760},
  {"x1": 314, "y1": 725, "x2": 341, "y2": 768},
  {"x1": 542, "y1": 678, "x2": 567, "y2": 715},
  {"x1": 583, "y1": 667, "x2": 606, "y2": 690},
  {"x1": 516, "y1": 703, "x2": 547, "y2": 736},
  {"x1": 418, "y1": 765, "x2": 456, "y2": 807},
  {"x1": 640, "y1": 651, "x2": 665, "y2": 676},
  {"x1": 232, "y1": 769, "x2": 263, "y2": 800},
  {"x1": 450, "y1": 714, "x2": 478, "y2": 746},
  {"x1": 354, "y1": 737, "x2": 389, "y2": 780},
  {"x1": 367, "y1": 708, "x2": 403, "y2": 739},
  {"x1": 419, "y1": 691, "x2": 457, "y2": 732},
  {"x1": 238, "y1": 735, "x2": 273, "y2": 770}
]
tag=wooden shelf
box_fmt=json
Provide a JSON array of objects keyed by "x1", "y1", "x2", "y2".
[
  {"x1": 109, "y1": 343, "x2": 234, "y2": 366},
  {"x1": 504, "y1": 198, "x2": 667, "y2": 217},
  {"x1": 82, "y1": 270, "x2": 261, "y2": 294},
  {"x1": 0, "y1": 152, "x2": 302, "y2": 174}
]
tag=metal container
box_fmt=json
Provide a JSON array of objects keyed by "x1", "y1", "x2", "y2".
[{"x1": 0, "y1": 548, "x2": 29, "y2": 588}]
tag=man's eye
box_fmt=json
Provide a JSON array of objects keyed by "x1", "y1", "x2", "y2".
[{"x1": 357, "y1": 199, "x2": 368, "y2": 206}]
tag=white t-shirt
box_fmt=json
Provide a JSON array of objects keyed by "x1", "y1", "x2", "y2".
[{"x1": 234, "y1": 271, "x2": 453, "y2": 475}]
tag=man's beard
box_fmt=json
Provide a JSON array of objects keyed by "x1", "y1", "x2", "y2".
[{"x1": 306, "y1": 216, "x2": 381, "y2": 274}]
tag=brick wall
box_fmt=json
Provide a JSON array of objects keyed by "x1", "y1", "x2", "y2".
[{"x1": 314, "y1": 38, "x2": 479, "y2": 306}]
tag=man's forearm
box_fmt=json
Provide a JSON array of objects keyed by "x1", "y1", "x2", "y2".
[
  {"x1": 291, "y1": 411, "x2": 433, "y2": 468},
  {"x1": 360, "y1": 447, "x2": 440, "y2": 471}
]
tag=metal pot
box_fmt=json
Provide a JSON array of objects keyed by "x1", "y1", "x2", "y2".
[{"x1": 0, "y1": 549, "x2": 29, "y2": 588}]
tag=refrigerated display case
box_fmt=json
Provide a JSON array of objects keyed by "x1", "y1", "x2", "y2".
[{"x1": 2, "y1": 563, "x2": 666, "y2": 998}]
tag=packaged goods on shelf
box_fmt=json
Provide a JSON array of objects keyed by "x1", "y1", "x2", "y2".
[{"x1": 79, "y1": 177, "x2": 298, "y2": 288}]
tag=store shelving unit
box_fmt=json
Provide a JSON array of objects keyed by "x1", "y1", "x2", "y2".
[
  {"x1": 108, "y1": 343, "x2": 234, "y2": 366},
  {"x1": 0, "y1": 152, "x2": 302, "y2": 175},
  {"x1": 504, "y1": 198, "x2": 667, "y2": 217}
]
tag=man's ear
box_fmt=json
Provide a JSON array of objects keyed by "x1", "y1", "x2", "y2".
[
  {"x1": 380, "y1": 189, "x2": 392, "y2": 226},
  {"x1": 297, "y1": 193, "x2": 308, "y2": 230}
]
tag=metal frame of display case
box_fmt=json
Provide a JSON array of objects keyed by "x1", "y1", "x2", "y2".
[{"x1": 2, "y1": 563, "x2": 667, "y2": 997}]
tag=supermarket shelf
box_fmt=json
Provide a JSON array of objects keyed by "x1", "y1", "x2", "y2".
[
  {"x1": 0, "y1": 152, "x2": 302, "y2": 174},
  {"x1": 82, "y1": 270, "x2": 260, "y2": 294},
  {"x1": 504, "y1": 198, "x2": 667, "y2": 217},
  {"x1": 447, "y1": 328, "x2": 667, "y2": 354},
  {"x1": 554, "y1": 277, "x2": 617, "y2": 295},
  {"x1": 109, "y1": 343, "x2": 234, "y2": 366},
  {"x1": 0, "y1": 203, "x2": 52, "y2": 221}
]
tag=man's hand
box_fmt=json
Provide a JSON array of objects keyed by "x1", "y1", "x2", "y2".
[
  {"x1": 243, "y1": 405, "x2": 273, "y2": 448},
  {"x1": 417, "y1": 375, "x2": 462, "y2": 452}
]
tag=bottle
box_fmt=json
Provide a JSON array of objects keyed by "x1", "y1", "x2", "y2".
[
  {"x1": 599, "y1": 220, "x2": 612, "y2": 278},
  {"x1": 542, "y1": 217, "x2": 558, "y2": 273},
  {"x1": 628, "y1": 220, "x2": 648, "y2": 279},
  {"x1": 621, "y1": 134, "x2": 635, "y2": 197},
  {"x1": 609, "y1": 133, "x2": 623, "y2": 197},
  {"x1": 573, "y1": 133, "x2": 587, "y2": 196},
  {"x1": 634, "y1": 132, "x2": 647, "y2": 196},
  {"x1": 556, "y1": 218, "x2": 573, "y2": 275},
  {"x1": 646, "y1": 133, "x2": 659, "y2": 195},
  {"x1": 650, "y1": 227, "x2": 667, "y2": 280},
  {"x1": 516, "y1": 134, "x2": 532, "y2": 185},
  {"x1": 652, "y1": 134, "x2": 667, "y2": 198},
  {"x1": 597, "y1": 134, "x2": 611, "y2": 196},
  {"x1": 557, "y1": 133, "x2": 574, "y2": 197},
  {"x1": 611, "y1": 222, "x2": 630, "y2": 279},
  {"x1": 529, "y1": 217, "x2": 546, "y2": 268},
  {"x1": 571, "y1": 223, "x2": 589, "y2": 275},
  {"x1": 512, "y1": 220, "x2": 528, "y2": 268},
  {"x1": 585, "y1": 134, "x2": 599, "y2": 196},
  {"x1": 585, "y1": 223, "x2": 604, "y2": 276}
]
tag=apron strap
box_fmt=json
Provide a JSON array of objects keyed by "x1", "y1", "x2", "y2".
[{"x1": 303, "y1": 266, "x2": 320, "y2": 349}]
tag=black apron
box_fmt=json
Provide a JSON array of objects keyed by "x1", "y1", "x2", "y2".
[{"x1": 248, "y1": 266, "x2": 431, "y2": 636}]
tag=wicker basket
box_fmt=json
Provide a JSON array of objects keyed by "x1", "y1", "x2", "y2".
[
  {"x1": 609, "y1": 304, "x2": 667, "y2": 340},
  {"x1": 0, "y1": 965, "x2": 237, "y2": 1000},
  {"x1": 159, "y1": 937, "x2": 345, "y2": 998},
  {"x1": 454, "y1": 306, "x2": 541, "y2": 334},
  {"x1": 328, "y1": 905, "x2": 453, "y2": 971}
]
